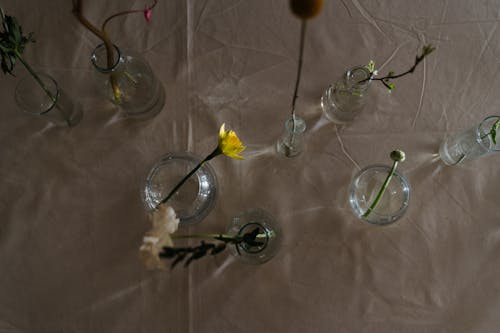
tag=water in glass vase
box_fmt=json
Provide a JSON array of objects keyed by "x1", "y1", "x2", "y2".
[
  {"x1": 439, "y1": 129, "x2": 492, "y2": 165},
  {"x1": 321, "y1": 66, "x2": 371, "y2": 124},
  {"x1": 349, "y1": 165, "x2": 410, "y2": 225},
  {"x1": 143, "y1": 153, "x2": 217, "y2": 225}
]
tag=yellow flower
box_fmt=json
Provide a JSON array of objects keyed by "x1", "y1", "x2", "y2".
[{"x1": 218, "y1": 123, "x2": 246, "y2": 160}]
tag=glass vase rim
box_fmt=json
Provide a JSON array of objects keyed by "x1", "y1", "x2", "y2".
[
  {"x1": 149, "y1": 151, "x2": 218, "y2": 186},
  {"x1": 90, "y1": 43, "x2": 123, "y2": 73},
  {"x1": 476, "y1": 115, "x2": 500, "y2": 152},
  {"x1": 284, "y1": 115, "x2": 306, "y2": 133},
  {"x1": 15, "y1": 72, "x2": 60, "y2": 115},
  {"x1": 350, "y1": 164, "x2": 411, "y2": 225},
  {"x1": 345, "y1": 65, "x2": 372, "y2": 88},
  {"x1": 236, "y1": 221, "x2": 270, "y2": 254}
]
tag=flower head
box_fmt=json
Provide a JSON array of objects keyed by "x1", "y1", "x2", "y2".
[
  {"x1": 143, "y1": 6, "x2": 152, "y2": 22},
  {"x1": 139, "y1": 205, "x2": 180, "y2": 269},
  {"x1": 290, "y1": 0, "x2": 323, "y2": 19},
  {"x1": 218, "y1": 123, "x2": 246, "y2": 160}
]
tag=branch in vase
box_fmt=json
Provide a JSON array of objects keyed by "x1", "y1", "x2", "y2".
[
  {"x1": 72, "y1": 0, "x2": 158, "y2": 102},
  {"x1": 360, "y1": 44, "x2": 436, "y2": 91}
]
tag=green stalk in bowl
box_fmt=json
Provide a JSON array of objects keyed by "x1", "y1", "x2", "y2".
[{"x1": 362, "y1": 150, "x2": 406, "y2": 218}]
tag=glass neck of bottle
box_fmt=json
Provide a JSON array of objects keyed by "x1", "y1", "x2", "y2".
[
  {"x1": 91, "y1": 43, "x2": 124, "y2": 74},
  {"x1": 344, "y1": 66, "x2": 371, "y2": 92},
  {"x1": 237, "y1": 222, "x2": 270, "y2": 254},
  {"x1": 285, "y1": 116, "x2": 307, "y2": 135}
]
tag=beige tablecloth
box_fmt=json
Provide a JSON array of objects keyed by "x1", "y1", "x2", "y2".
[{"x1": 1, "y1": 0, "x2": 499, "y2": 332}]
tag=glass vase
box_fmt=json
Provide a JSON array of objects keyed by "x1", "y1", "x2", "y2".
[
  {"x1": 91, "y1": 43, "x2": 165, "y2": 119},
  {"x1": 142, "y1": 152, "x2": 218, "y2": 226},
  {"x1": 276, "y1": 115, "x2": 306, "y2": 157},
  {"x1": 349, "y1": 165, "x2": 411, "y2": 225},
  {"x1": 226, "y1": 208, "x2": 281, "y2": 265},
  {"x1": 439, "y1": 115, "x2": 500, "y2": 166},
  {"x1": 15, "y1": 72, "x2": 82, "y2": 127},
  {"x1": 321, "y1": 66, "x2": 371, "y2": 124}
]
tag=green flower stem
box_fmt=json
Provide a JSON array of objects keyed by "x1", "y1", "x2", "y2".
[
  {"x1": 14, "y1": 51, "x2": 73, "y2": 126},
  {"x1": 156, "y1": 146, "x2": 221, "y2": 208},
  {"x1": 362, "y1": 160, "x2": 399, "y2": 218},
  {"x1": 14, "y1": 50, "x2": 55, "y2": 103},
  {"x1": 172, "y1": 233, "x2": 268, "y2": 241}
]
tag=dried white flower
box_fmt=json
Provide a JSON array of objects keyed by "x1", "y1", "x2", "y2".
[{"x1": 139, "y1": 205, "x2": 180, "y2": 270}]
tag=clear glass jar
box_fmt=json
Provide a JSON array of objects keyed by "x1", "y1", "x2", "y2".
[
  {"x1": 276, "y1": 115, "x2": 306, "y2": 157},
  {"x1": 142, "y1": 152, "x2": 218, "y2": 226},
  {"x1": 91, "y1": 44, "x2": 165, "y2": 119},
  {"x1": 439, "y1": 115, "x2": 500, "y2": 166},
  {"x1": 226, "y1": 208, "x2": 281, "y2": 264},
  {"x1": 15, "y1": 72, "x2": 82, "y2": 127},
  {"x1": 321, "y1": 66, "x2": 371, "y2": 124},
  {"x1": 349, "y1": 165, "x2": 411, "y2": 225}
]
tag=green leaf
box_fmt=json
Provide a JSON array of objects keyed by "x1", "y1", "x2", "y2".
[
  {"x1": 366, "y1": 60, "x2": 375, "y2": 73},
  {"x1": 0, "y1": 9, "x2": 35, "y2": 76},
  {"x1": 388, "y1": 82, "x2": 395, "y2": 90},
  {"x1": 492, "y1": 129, "x2": 497, "y2": 145}
]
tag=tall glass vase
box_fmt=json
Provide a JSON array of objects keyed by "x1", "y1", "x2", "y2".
[
  {"x1": 276, "y1": 115, "x2": 306, "y2": 158},
  {"x1": 439, "y1": 115, "x2": 500, "y2": 166},
  {"x1": 321, "y1": 66, "x2": 371, "y2": 124},
  {"x1": 15, "y1": 72, "x2": 82, "y2": 127},
  {"x1": 226, "y1": 208, "x2": 281, "y2": 264},
  {"x1": 91, "y1": 44, "x2": 165, "y2": 119}
]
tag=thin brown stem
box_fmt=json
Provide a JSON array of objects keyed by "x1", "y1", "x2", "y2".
[
  {"x1": 102, "y1": 0, "x2": 158, "y2": 31},
  {"x1": 73, "y1": 0, "x2": 121, "y2": 101},
  {"x1": 291, "y1": 20, "x2": 307, "y2": 118}
]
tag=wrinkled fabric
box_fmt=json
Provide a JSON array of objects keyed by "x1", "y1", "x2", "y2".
[{"x1": 0, "y1": 0, "x2": 499, "y2": 332}]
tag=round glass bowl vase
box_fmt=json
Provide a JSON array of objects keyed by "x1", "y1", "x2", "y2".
[
  {"x1": 15, "y1": 72, "x2": 82, "y2": 127},
  {"x1": 349, "y1": 165, "x2": 411, "y2": 225},
  {"x1": 226, "y1": 208, "x2": 281, "y2": 264},
  {"x1": 143, "y1": 152, "x2": 218, "y2": 225},
  {"x1": 91, "y1": 43, "x2": 165, "y2": 119},
  {"x1": 321, "y1": 66, "x2": 371, "y2": 124}
]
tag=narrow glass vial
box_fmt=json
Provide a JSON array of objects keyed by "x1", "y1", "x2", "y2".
[
  {"x1": 276, "y1": 115, "x2": 306, "y2": 158},
  {"x1": 321, "y1": 66, "x2": 371, "y2": 124},
  {"x1": 439, "y1": 115, "x2": 500, "y2": 165},
  {"x1": 226, "y1": 208, "x2": 281, "y2": 265},
  {"x1": 90, "y1": 44, "x2": 165, "y2": 119},
  {"x1": 15, "y1": 72, "x2": 82, "y2": 127}
]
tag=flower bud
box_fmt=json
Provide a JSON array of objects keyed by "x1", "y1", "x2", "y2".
[
  {"x1": 390, "y1": 150, "x2": 406, "y2": 162},
  {"x1": 290, "y1": 0, "x2": 323, "y2": 19}
]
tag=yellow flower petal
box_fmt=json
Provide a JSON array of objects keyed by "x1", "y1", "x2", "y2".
[{"x1": 218, "y1": 124, "x2": 246, "y2": 160}]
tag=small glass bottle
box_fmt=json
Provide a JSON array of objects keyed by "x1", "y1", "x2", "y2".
[
  {"x1": 226, "y1": 208, "x2": 281, "y2": 265},
  {"x1": 90, "y1": 44, "x2": 165, "y2": 119},
  {"x1": 276, "y1": 115, "x2": 306, "y2": 158},
  {"x1": 321, "y1": 66, "x2": 371, "y2": 124}
]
